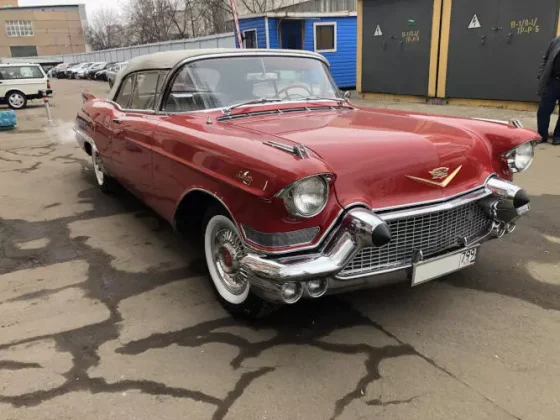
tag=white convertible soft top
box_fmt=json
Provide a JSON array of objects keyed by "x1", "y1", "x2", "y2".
[{"x1": 108, "y1": 48, "x2": 328, "y2": 99}]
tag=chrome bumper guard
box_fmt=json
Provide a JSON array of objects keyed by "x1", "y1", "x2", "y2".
[{"x1": 239, "y1": 177, "x2": 530, "y2": 303}]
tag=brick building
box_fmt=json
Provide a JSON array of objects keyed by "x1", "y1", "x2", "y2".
[{"x1": 0, "y1": 3, "x2": 88, "y2": 58}]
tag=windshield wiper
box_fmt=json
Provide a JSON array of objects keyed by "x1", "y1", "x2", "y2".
[
  {"x1": 302, "y1": 95, "x2": 348, "y2": 105},
  {"x1": 223, "y1": 98, "x2": 283, "y2": 116}
]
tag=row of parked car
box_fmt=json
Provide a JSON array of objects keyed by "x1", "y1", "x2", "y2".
[{"x1": 49, "y1": 61, "x2": 128, "y2": 87}]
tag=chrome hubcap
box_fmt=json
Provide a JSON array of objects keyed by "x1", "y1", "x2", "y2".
[
  {"x1": 212, "y1": 224, "x2": 247, "y2": 295},
  {"x1": 92, "y1": 152, "x2": 104, "y2": 185},
  {"x1": 9, "y1": 94, "x2": 24, "y2": 108}
]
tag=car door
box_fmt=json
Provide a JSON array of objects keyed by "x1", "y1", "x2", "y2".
[
  {"x1": 110, "y1": 71, "x2": 167, "y2": 201},
  {"x1": 95, "y1": 74, "x2": 135, "y2": 178}
]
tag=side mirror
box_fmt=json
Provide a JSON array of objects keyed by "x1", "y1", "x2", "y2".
[{"x1": 343, "y1": 91, "x2": 351, "y2": 101}]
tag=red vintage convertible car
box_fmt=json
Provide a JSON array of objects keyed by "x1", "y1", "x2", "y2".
[{"x1": 75, "y1": 49, "x2": 536, "y2": 318}]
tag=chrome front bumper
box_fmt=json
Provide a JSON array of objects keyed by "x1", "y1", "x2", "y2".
[{"x1": 239, "y1": 177, "x2": 530, "y2": 303}]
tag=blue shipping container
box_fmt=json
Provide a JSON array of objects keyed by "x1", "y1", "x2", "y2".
[{"x1": 236, "y1": 13, "x2": 357, "y2": 89}]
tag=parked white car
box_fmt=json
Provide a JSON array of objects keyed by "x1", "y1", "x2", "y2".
[{"x1": 0, "y1": 63, "x2": 52, "y2": 110}]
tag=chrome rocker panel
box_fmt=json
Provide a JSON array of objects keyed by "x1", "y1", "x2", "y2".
[{"x1": 239, "y1": 177, "x2": 530, "y2": 303}]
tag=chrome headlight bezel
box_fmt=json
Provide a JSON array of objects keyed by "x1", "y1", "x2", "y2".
[
  {"x1": 502, "y1": 140, "x2": 536, "y2": 173},
  {"x1": 277, "y1": 175, "x2": 331, "y2": 218}
]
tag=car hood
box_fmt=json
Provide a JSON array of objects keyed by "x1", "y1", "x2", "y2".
[{"x1": 228, "y1": 107, "x2": 497, "y2": 209}]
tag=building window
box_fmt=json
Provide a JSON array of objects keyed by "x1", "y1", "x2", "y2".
[
  {"x1": 10, "y1": 46, "x2": 38, "y2": 57},
  {"x1": 5, "y1": 20, "x2": 34, "y2": 37},
  {"x1": 314, "y1": 22, "x2": 337, "y2": 52},
  {"x1": 243, "y1": 29, "x2": 257, "y2": 49}
]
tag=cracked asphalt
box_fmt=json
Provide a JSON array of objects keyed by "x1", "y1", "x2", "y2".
[{"x1": 0, "y1": 79, "x2": 559, "y2": 420}]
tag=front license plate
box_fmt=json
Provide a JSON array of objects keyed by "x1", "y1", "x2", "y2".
[{"x1": 412, "y1": 246, "x2": 478, "y2": 287}]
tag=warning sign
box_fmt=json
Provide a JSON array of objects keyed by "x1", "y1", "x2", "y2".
[
  {"x1": 468, "y1": 14, "x2": 481, "y2": 29},
  {"x1": 374, "y1": 25, "x2": 382, "y2": 36}
]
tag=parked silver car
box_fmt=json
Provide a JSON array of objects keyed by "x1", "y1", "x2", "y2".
[{"x1": 107, "y1": 62, "x2": 128, "y2": 88}]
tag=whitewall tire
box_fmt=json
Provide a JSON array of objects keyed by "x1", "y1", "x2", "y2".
[
  {"x1": 204, "y1": 214, "x2": 250, "y2": 304},
  {"x1": 91, "y1": 149, "x2": 115, "y2": 193},
  {"x1": 202, "y1": 208, "x2": 278, "y2": 319}
]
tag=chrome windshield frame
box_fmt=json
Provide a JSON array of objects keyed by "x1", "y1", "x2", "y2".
[{"x1": 155, "y1": 52, "x2": 339, "y2": 116}]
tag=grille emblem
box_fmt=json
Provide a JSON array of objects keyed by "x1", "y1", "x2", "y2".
[
  {"x1": 406, "y1": 165, "x2": 462, "y2": 188},
  {"x1": 429, "y1": 167, "x2": 449, "y2": 180}
]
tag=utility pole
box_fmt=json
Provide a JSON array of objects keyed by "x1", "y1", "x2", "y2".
[{"x1": 228, "y1": 0, "x2": 243, "y2": 48}]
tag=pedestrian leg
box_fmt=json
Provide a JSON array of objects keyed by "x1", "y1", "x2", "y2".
[{"x1": 537, "y1": 82, "x2": 557, "y2": 142}]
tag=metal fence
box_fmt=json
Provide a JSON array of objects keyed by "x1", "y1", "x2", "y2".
[{"x1": 2, "y1": 33, "x2": 236, "y2": 64}]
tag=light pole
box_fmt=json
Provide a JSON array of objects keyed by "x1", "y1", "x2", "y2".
[{"x1": 228, "y1": 0, "x2": 244, "y2": 48}]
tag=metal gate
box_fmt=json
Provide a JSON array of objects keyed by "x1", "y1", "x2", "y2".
[
  {"x1": 361, "y1": 0, "x2": 435, "y2": 95},
  {"x1": 446, "y1": 0, "x2": 559, "y2": 102}
]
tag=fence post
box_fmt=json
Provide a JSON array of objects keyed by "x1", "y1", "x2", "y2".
[{"x1": 41, "y1": 90, "x2": 56, "y2": 127}]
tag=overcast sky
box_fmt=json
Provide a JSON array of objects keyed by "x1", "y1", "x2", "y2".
[{"x1": 18, "y1": 0, "x2": 125, "y2": 18}]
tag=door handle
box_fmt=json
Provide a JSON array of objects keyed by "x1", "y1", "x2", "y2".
[{"x1": 113, "y1": 118, "x2": 122, "y2": 124}]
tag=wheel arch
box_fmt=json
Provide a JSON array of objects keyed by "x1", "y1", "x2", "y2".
[
  {"x1": 5, "y1": 89, "x2": 26, "y2": 97},
  {"x1": 173, "y1": 188, "x2": 239, "y2": 236}
]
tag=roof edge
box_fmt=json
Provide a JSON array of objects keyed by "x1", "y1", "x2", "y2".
[{"x1": 239, "y1": 11, "x2": 357, "y2": 19}]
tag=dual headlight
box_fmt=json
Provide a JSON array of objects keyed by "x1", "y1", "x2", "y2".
[
  {"x1": 503, "y1": 141, "x2": 536, "y2": 173},
  {"x1": 278, "y1": 175, "x2": 330, "y2": 218}
]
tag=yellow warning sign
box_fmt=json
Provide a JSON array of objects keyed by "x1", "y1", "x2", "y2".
[{"x1": 511, "y1": 18, "x2": 540, "y2": 35}]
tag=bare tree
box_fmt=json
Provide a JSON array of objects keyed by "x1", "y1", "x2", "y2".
[
  {"x1": 126, "y1": 0, "x2": 180, "y2": 44},
  {"x1": 238, "y1": 0, "x2": 286, "y2": 13},
  {"x1": 87, "y1": 0, "x2": 290, "y2": 50},
  {"x1": 86, "y1": 7, "x2": 128, "y2": 50}
]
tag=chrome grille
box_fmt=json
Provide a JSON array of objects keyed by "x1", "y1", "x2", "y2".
[{"x1": 339, "y1": 200, "x2": 492, "y2": 278}]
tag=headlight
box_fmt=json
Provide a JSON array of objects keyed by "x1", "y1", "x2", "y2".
[
  {"x1": 503, "y1": 141, "x2": 535, "y2": 173},
  {"x1": 280, "y1": 176, "x2": 329, "y2": 218}
]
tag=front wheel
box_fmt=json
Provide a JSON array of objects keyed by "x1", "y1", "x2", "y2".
[
  {"x1": 202, "y1": 209, "x2": 278, "y2": 319},
  {"x1": 6, "y1": 91, "x2": 27, "y2": 110}
]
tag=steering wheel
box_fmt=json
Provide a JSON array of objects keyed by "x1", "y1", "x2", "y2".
[{"x1": 277, "y1": 84, "x2": 313, "y2": 100}]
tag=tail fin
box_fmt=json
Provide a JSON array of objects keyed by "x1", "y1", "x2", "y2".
[{"x1": 81, "y1": 92, "x2": 96, "y2": 104}]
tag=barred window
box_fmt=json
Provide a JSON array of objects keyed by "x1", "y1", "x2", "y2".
[{"x1": 5, "y1": 20, "x2": 34, "y2": 37}]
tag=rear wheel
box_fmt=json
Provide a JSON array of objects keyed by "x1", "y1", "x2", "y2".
[
  {"x1": 6, "y1": 91, "x2": 27, "y2": 110},
  {"x1": 202, "y1": 208, "x2": 278, "y2": 319},
  {"x1": 91, "y1": 149, "x2": 116, "y2": 193}
]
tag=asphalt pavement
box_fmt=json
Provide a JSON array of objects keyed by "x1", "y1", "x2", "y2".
[{"x1": 0, "y1": 79, "x2": 559, "y2": 420}]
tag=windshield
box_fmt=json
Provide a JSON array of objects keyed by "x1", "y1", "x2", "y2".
[{"x1": 162, "y1": 55, "x2": 340, "y2": 113}]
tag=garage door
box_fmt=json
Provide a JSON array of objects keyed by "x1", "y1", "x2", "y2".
[
  {"x1": 361, "y1": 0, "x2": 435, "y2": 96},
  {"x1": 445, "y1": 0, "x2": 559, "y2": 102}
]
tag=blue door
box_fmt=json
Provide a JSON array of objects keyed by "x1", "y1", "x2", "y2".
[{"x1": 281, "y1": 20, "x2": 303, "y2": 49}]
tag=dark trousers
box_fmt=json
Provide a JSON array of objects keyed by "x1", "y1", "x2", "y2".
[{"x1": 537, "y1": 78, "x2": 560, "y2": 142}]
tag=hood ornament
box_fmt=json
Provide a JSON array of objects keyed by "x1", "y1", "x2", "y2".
[{"x1": 407, "y1": 165, "x2": 462, "y2": 188}]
